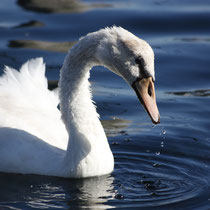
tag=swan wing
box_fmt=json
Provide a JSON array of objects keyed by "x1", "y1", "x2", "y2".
[
  {"x1": 0, "y1": 127, "x2": 64, "y2": 176},
  {"x1": 0, "y1": 58, "x2": 68, "y2": 149}
]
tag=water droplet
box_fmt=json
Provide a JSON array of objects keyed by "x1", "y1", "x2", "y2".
[
  {"x1": 112, "y1": 142, "x2": 120, "y2": 146},
  {"x1": 144, "y1": 183, "x2": 156, "y2": 190},
  {"x1": 124, "y1": 138, "x2": 131, "y2": 142},
  {"x1": 153, "y1": 163, "x2": 160, "y2": 168},
  {"x1": 117, "y1": 183, "x2": 122, "y2": 188},
  {"x1": 160, "y1": 127, "x2": 167, "y2": 136},
  {"x1": 156, "y1": 180, "x2": 161, "y2": 185},
  {"x1": 146, "y1": 150, "x2": 150, "y2": 153},
  {"x1": 142, "y1": 180, "x2": 154, "y2": 185},
  {"x1": 151, "y1": 192, "x2": 158, "y2": 197},
  {"x1": 115, "y1": 193, "x2": 124, "y2": 200}
]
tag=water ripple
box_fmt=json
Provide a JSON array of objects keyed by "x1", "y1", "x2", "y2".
[{"x1": 112, "y1": 141, "x2": 210, "y2": 208}]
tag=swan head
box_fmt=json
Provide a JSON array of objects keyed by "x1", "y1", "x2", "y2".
[{"x1": 95, "y1": 27, "x2": 160, "y2": 124}]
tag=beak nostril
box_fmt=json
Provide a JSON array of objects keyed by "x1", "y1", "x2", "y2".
[{"x1": 148, "y1": 83, "x2": 152, "y2": 97}]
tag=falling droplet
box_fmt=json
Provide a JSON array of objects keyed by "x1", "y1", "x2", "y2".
[
  {"x1": 160, "y1": 127, "x2": 167, "y2": 136},
  {"x1": 162, "y1": 130, "x2": 166, "y2": 135}
]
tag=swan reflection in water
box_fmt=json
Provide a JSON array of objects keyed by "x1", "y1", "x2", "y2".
[{"x1": 0, "y1": 173, "x2": 115, "y2": 209}]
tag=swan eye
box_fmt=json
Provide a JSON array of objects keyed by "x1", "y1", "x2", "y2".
[
  {"x1": 135, "y1": 57, "x2": 145, "y2": 69},
  {"x1": 135, "y1": 57, "x2": 148, "y2": 78},
  {"x1": 135, "y1": 57, "x2": 145, "y2": 71},
  {"x1": 135, "y1": 58, "x2": 142, "y2": 65}
]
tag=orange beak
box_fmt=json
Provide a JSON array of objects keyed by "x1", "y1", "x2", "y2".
[{"x1": 132, "y1": 77, "x2": 160, "y2": 124}]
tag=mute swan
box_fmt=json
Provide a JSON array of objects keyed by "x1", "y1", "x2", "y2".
[{"x1": 0, "y1": 27, "x2": 160, "y2": 178}]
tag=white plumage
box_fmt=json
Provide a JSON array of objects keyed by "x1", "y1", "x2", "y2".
[
  {"x1": 0, "y1": 27, "x2": 159, "y2": 178},
  {"x1": 0, "y1": 58, "x2": 68, "y2": 149}
]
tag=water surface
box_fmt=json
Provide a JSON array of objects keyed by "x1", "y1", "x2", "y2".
[{"x1": 0, "y1": 0, "x2": 210, "y2": 209}]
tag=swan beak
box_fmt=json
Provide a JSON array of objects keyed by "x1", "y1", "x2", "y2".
[{"x1": 132, "y1": 77, "x2": 160, "y2": 124}]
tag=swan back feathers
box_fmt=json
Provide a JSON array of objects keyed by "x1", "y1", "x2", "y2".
[
  {"x1": 0, "y1": 58, "x2": 58, "y2": 109},
  {"x1": 0, "y1": 58, "x2": 67, "y2": 149}
]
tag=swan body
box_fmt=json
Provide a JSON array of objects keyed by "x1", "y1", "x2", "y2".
[{"x1": 0, "y1": 27, "x2": 160, "y2": 178}]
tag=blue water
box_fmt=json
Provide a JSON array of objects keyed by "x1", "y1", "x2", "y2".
[{"x1": 0, "y1": 0, "x2": 210, "y2": 209}]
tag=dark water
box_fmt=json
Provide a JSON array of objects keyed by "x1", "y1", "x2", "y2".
[{"x1": 1, "y1": 0, "x2": 210, "y2": 209}]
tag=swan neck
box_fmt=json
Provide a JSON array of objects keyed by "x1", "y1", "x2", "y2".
[
  {"x1": 59, "y1": 38, "x2": 99, "y2": 129},
  {"x1": 58, "y1": 37, "x2": 113, "y2": 177}
]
